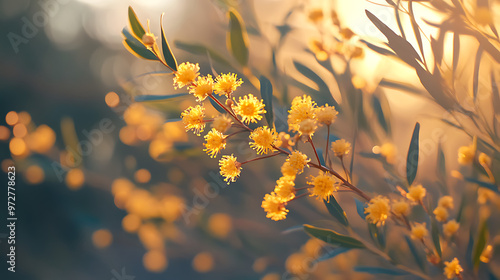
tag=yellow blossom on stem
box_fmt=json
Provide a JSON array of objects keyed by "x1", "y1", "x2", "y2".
[
  {"x1": 480, "y1": 245, "x2": 493, "y2": 263},
  {"x1": 275, "y1": 132, "x2": 293, "y2": 149},
  {"x1": 365, "y1": 195, "x2": 390, "y2": 226},
  {"x1": 298, "y1": 119, "x2": 317, "y2": 137},
  {"x1": 181, "y1": 105, "x2": 205, "y2": 136},
  {"x1": 286, "y1": 151, "x2": 310, "y2": 174},
  {"x1": 281, "y1": 162, "x2": 297, "y2": 179},
  {"x1": 219, "y1": 154, "x2": 241, "y2": 184},
  {"x1": 274, "y1": 177, "x2": 296, "y2": 202},
  {"x1": 307, "y1": 171, "x2": 338, "y2": 201},
  {"x1": 316, "y1": 104, "x2": 338, "y2": 126},
  {"x1": 173, "y1": 62, "x2": 200, "y2": 89},
  {"x1": 331, "y1": 139, "x2": 351, "y2": 157},
  {"x1": 249, "y1": 126, "x2": 277, "y2": 155},
  {"x1": 203, "y1": 128, "x2": 226, "y2": 158},
  {"x1": 214, "y1": 73, "x2": 243, "y2": 97},
  {"x1": 443, "y1": 220, "x2": 459, "y2": 237},
  {"x1": 211, "y1": 114, "x2": 232, "y2": 133},
  {"x1": 189, "y1": 75, "x2": 214, "y2": 102},
  {"x1": 458, "y1": 145, "x2": 475, "y2": 165},
  {"x1": 438, "y1": 196, "x2": 454, "y2": 209},
  {"x1": 392, "y1": 199, "x2": 410, "y2": 216},
  {"x1": 141, "y1": 32, "x2": 156, "y2": 48},
  {"x1": 261, "y1": 192, "x2": 289, "y2": 221},
  {"x1": 406, "y1": 184, "x2": 426, "y2": 203},
  {"x1": 411, "y1": 222, "x2": 428, "y2": 240},
  {"x1": 233, "y1": 94, "x2": 266, "y2": 124},
  {"x1": 433, "y1": 206, "x2": 449, "y2": 222},
  {"x1": 443, "y1": 258, "x2": 463, "y2": 279},
  {"x1": 288, "y1": 95, "x2": 317, "y2": 132}
]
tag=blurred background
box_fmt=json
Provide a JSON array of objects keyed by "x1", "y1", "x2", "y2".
[{"x1": 0, "y1": 0, "x2": 492, "y2": 279}]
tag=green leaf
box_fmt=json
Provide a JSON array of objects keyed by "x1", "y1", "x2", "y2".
[
  {"x1": 437, "y1": 142, "x2": 446, "y2": 181},
  {"x1": 122, "y1": 28, "x2": 158, "y2": 61},
  {"x1": 354, "y1": 198, "x2": 367, "y2": 220},
  {"x1": 456, "y1": 193, "x2": 466, "y2": 223},
  {"x1": 465, "y1": 178, "x2": 499, "y2": 193},
  {"x1": 303, "y1": 225, "x2": 366, "y2": 248},
  {"x1": 160, "y1": 14, "x2": 178, "y2": 71},
  {"x1": 293, "y1": 61, "x2": 338, "y2": 107},
  {"x1": 128, "y1": 6, "x2": 146, "y2": 39},
  {"x1": 406, "y1": 122, "x2": 420, "y2": 185},
  {"x1": 259, "y1": 76, "x2": 274, "y2": 128},
  {"x1": 431, "y1": 218, "x2": 442, "y2": 258},
  {"x1": 473, "y1": 220, "x2": 489, "y2": 269},
  {"x1": 134, "y1": 93, "x2": 188, "y2": 102},
  {"x1": 227, "y1": 9, "x2": 249, "y2": 66},
  {"x1": 473, "y1": 47, "x2": 483, "y2": 103},
  {"x1": 316, "y1": 248, "x2": 350, "y2": 262},
  {"x1": 404, "y1": 236, "x2": 426, "y2": 272},
  {"x1": 354, "y1": 266, "x2": 409, "y2": 275},
  {"x1": 372, "y1": 94, "x2": 391, "y2": 134},
  {"x1": 368, "y1": 223, "x2": 386, "y2": 249},
  {"x1": 360, "y1": 39, "x2": 397, "y2": 57},
  {"x1": 408, "y1": 0, "x2": 425, "y2": 66},
  {"x1": 209, "y1": 95, "x2": 226, "y2": 114},
  {"x1": 324, "y1": 196, "x2": 349, "y2": 227}
]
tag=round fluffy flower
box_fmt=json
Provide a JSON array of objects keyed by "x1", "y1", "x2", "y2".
[
  {"x1": 298, "y1": 119, "x2": 317, "y2": 136},
  {"x1": 331, "y1": 139, "x2": 351, "y2": 157},
  {"x1": 274, "y1": 177, "x2": 296, "y2": 202},
  {"x1": 438, "y1": 196, "x2": 454, "y2": 209},
  {"x1": 365, "y1": 195, "x2": 390, "y2": 226},
  {"x1": 189, "y1": 75, "x2": 213, "y2": 102},
  {"x1": 458, "y1": 144, "x2": 475, "y2": 165},
  {"x1": 281, "y1": 162, "x2": 297, "y2": 179},
  {"x1": 406, "y1": 184, "x2": 426, "y2": 203},
  {"x1": 141, "y1": 33, "x2": 156, "y2": 48},
  {"x1": 433, "y1": 206, "x2": 449, "y2": 222},
  {"x1": 203, "y1": 128, "x2": 226, "y2": 158},
  {"x1": 392, "y1": 199, "x2": 410, "y2": 216},
  {"x1": 444, "y1": 258, "x2": 463, "y2": 279},
  {"x1": 219, "y1": 154, "x2": 242, "y2": 184},
  {"x1": 249, "y1": 126, "x2": 277, "y2": 154},
  {"x1": 307, "y1": 171, "x2": 338, "y2": 201},
  {"x1": 411, "y1": 222, "x2": 428, "y2": 240},
  {"x1": 443, "y1": 220, "x2": 459, "y2": 237},
  {"x1": 181, "y1": 105, "x2": 205, "y2": 135},
  {"x1": 286, "y1": 151, "x2": 310, "y2": 174},
  {"x1": 173, "y1": 62, "x2": 200, "y2": 89},
  {"x1": 316, "y1": 104, "x2": 338, "y2": 126},
  {"x1": 233, "y1": 94, "x2": 266, "y2": 124},
  {"x1": 211, "y1": 114, "x2": 232, "y2": 133},
  {"x1": 288, "y1": 95, "x2": 317, "y2": 132},
  {"x1": 261, "y1": 192, "x2": 289, "y2": 221},
  {"x1": 214, "y1": 73, "x2": 243, "y2": 97}
]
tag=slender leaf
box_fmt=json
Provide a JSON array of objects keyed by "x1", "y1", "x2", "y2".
[
  {"x1": 465, "y1": 177, "x2": 498, "y2": 193},
  {"x1": 315, "y1": 247, "x2": 351, "y2": 262},
  {"x1": 408, "y1": 0, "x2": 425, "y2": 66},
  {"x1": 406, "y1": 122, "x2": 420, "y2": 185},
  {"x1": 209, "y1": 95, "x2": 226, "y2": 114},
  {"x1": 473, "y1": 220, "x2": 488, "y2": 269},
  {"x1": 354, "y1": 198, "x2": 367, "y2": 220},
  {"x1": 303, "y1": 225, "x2": 366, "y2": 248},
  {"x1": 259, "y1": 76, "x2": 274, "y2": 128},
  {"x1": 317, "y1": 148, "x2": 326, "y2": 166},
  {"x1": 368, "y1": 222, "x2": 385, "y2": 249},
  {"x1": 282, "y1": 224, "x2": 304, "y2": 234},
  {"x1": 379, "y1": 79, "x2": 425, "y2": 96},
  {"x1": 227, "y1": 9, "x2": 249, "y2": 66},
  {"x1": 372, "y1": 95, "x2": 390, "y2": 134},
  {"x1": 437, "y1": 143, "x2": 446, "y2": 180},
  {"x1": 134, "y1": 93, "x2": 188, "y2": 102},
  {"x1": 354, "y1": 266, "x2": 409, "y2": 275},
  {"x1": 431, "y1": 218, "x2": 442, "y2": 257},
  {"x1": 160, "y1": 14, "x2": 178, "y2": 71},
  {"x1": 473, "y1": 47, "x2": 483, "y2": 103},
  {"x1": 453, "y1": 32, "x2": 460, "y2": 75},
  {"x1": 293, "y1": 61, "x2": 338, "y2": 107},
  {"x1": 165, "y1": 118, "x2": 182, "y2": 123},
  {"x1": 405, "y1": 236, "x2": 426, "y2": 271},
  {"x1": 122, "y1": 28, "x2": 158, "y2": 61},
  {"x1": 324, "y1": 195, "x2": 349, "y2": 227},
  {"x1": 466, "y1": 229, "x2": 474, "y2": 268},
  {"x1": 456, "y1": 193, "x2": 466, "y2": 223},
  {"x1": 128, "y1": 6, "x2": 146, "y2": 39},
  {"x1": 360, "y1": 39, "x2": 397, "y2": 57}
]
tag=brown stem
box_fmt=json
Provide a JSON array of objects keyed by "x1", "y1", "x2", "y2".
[
  {"x1": 208, "y1": 94, "x2": 251, "y2": 132},
  {"x1": 340, "y1": 156, "x2": 350, "y2": 183},
  {"x1": 308, "y1": 136, "x2": 322, "y2": 165},
  {"x1": 241, "y1": 152, "x2": 282, "y2": 165},
  {"x1": 288, "y1": 192, "x2": 309, "y2": 202},
  {"x1": 224, "y1": 130, "x2": 247, "y2": 140},
  {"x1": 325, "y1": 125, "x2": 331, "y2": 166}
]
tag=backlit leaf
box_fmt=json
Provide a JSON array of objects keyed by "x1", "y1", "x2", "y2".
[
  {"x1": 406, "y1": 122, "x2": 420, "y2": 185},
  {"x1": 304, "y1": 225, "x2": 365, "y2": 248},
  {"x1": 160, "y1": 14, "x2": 178, "y2": 71},
  {"x1": 324, "y1": 195, "x2": 349, "y2": 227},
  {"x1": 227, "y1": 9, "x2": 249, "y2": 66}
]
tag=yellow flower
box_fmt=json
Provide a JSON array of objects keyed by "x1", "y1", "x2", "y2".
[
  {"x1": 219, "y1": 154, "x2": 242, "y2": 184},
  {"x1": 233, "y1": 94, "x2": 266, "y2": 124},
  {"x1": 203, "y1": 128, "x2": 226, "y2": 158},
  {"x1": 189, "y1": 75, "x2": 213, "y2": 102},
  {"x1": 411, "y1": 222, "x2": 428, "y2": 240},
  {"x1": 298, "y1": 119, "x2": 317, "y2": 137},
  {"x1": 249, "y1": 126, "x2": 277, "y2": 155},
  {"x1": 274, "y1": 177, "x2": 296, "y2": 202},
  {"x1": 261, "y1": 192, "x2": 289, "y2": 221},
  {"x1": 211, "y1": 114, "x2": 232, "y2": 133},
  {"x1": 288, "y1": 95, "x2": 317, "y2": 132},
  {"x1": 281, "y1": 162, "x2": 297, "y2": 179},
  {"x1": 365, "y1": 195, "x2": 390, "y2": 226},
  {"x1": 443, "y1": 258, "x2": 463, "y2": 279},
  {"x1": 392, "y1": 199, "x2": 410, "y2": 216},
  {"x1": 173, "y1": 62, "x2": 200, "y2": 89},
  {"x1": 406, "y1": 184, "x2": 426, "y2": 203},
  {"x1": 443, "y1": 220, "x2": 459, "y2": 237},
  {"x1": 438, "y1": 196, "x2": 454, "y2": 209},
  {"x1": 479, "y1": 153, "x2": 491, "y2": 166},
  {"x1": 181, "y1": 105, "x2": 205, "y2": 136},
  {"x1": 331, "y1": 139, "x2": 351, "y2": 157},
  {"x1": 275, "y1": 132, "x2": 293, "y2": 149},
  {"x1": 480, "y1": 245, "x2": 493, "y2": 263},
  {"x1": 307, "y1": 171, "x2": 338, "y2": 201},
  {"x1": 308, "y1": 9, "x2": 323, "y2": 23},
  {"x1": 141, "y1": 32, "x2": 156, "y2": 48},
  {"x1": 380, "y1": 143, "x2": 397, "y2": 164},
  {"x1": 214, "y1": 73, "x2": 243, "y2": 97},
  {"x1": 286, "y1": 151, "x2": 310, "y2": 174},
  {"x1": 316, "y1": 104, "x2": 338, "y2": 126},
  {"x1": 433, "y1": 206, "x2": 449, "y2": 222},
  {"x1": 458, "y1": 138, "x2": 476, "y2": 165}
]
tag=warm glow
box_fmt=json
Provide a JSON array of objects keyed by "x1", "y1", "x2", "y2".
[
  {"x1": 65, "y1": 168, "x2": 85, "y2": 190},
  {"x1": 143, "y1": 250, "x2": 168, "y2": 272},
  {"x1": 5, "y1": 111, "x2": 19, "y2": 126},
  {"x1": 134, "y1": 168, "x2": 151, "y2": 183},
  {"x1": 25, "y1": 165, "x2": 45, "y2": 184},
  {"x1": 9, "y1": 138, "x2": 27, "y2": 156},
  {"x1": 92, "y1": 229, "x2": 113, "y2": 248},
  {"x1": 192, "y1": 252, "x2": 214, "y2": 273},
  {"x1": 0, "y1": 126, "x2": 11, "y2": 141},
  {"x1": 13, "y1": 123, "x2": 27, "y2": 138},
  {"x1": 105, "y1": 91, "x2": 120, "y2": 107}
]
